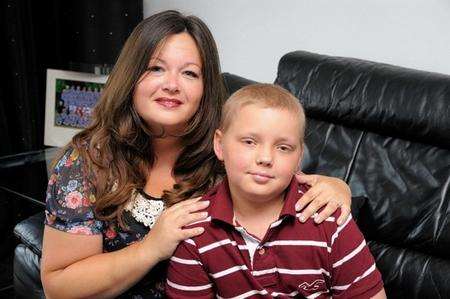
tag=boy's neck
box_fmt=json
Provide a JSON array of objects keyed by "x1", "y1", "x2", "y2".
[{"x1": 230, "y1": 188, "x2": 285, "y2": 240}]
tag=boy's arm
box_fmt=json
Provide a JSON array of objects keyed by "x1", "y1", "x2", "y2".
[
  {"x1": 166, "y1": 238, "x2": 214, "y2": 299},
  {"x1": 328, "y1": 214, "x2": 385, "y2": 298}
]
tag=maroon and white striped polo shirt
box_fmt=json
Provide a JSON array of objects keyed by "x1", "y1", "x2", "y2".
[{"x1": 166, "y1": 178, "x2": 383, "y2": 298}]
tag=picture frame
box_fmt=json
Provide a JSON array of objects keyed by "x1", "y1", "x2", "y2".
[{"x1": 44, "y1": 69, "x2": 108, "y2": 147}]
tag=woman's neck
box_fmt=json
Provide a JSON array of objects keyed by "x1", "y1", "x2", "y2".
[
  {"x1": 152, "y1": 136, "x2": 183, "y2": 167},
  {"x1": 144, "y1": 136, "x2": 183, "y2": 198}
]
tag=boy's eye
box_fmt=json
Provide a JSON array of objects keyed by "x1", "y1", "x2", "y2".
[
  {"x1": 241, "y1": 138, "x2": 256, "y2": 145},
  {"x1": 278, "y1": 145, "x2": 293, "y2": 152},
  {"x1": 183, "y1": 70, "x2": 199, "y2": 78}
]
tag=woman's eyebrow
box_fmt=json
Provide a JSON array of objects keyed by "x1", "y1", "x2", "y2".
[
  {"x1": 149, "y1": 57, "x2": 164, "y2": 64},
  {"x1": 149, "y1": 57, "x2": 201, "y2": 69}
]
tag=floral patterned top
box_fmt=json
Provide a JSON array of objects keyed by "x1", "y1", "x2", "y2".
[{"x1": 44, "y1": 148, "x2": 166, "y2": 298}]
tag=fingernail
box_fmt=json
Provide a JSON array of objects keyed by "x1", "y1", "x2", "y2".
[
  {"x1": 202, "y1": 200, "x2": 210, "y2": 206},
  {"x1": 314, "y1": 216, "x2": 322, "y2": 223},
  {"x1": 299, "y1": 214, "x2": 306, "y2": 223},
  {"x1": 197, "y1": 227, "x2": 205, "y2": 233},
  {"x1": 295, "y1": 204, "x2": 300, "y2": 211},
  {"x1": 201, "y1": 212, "x2": 208, "y2": 217}
]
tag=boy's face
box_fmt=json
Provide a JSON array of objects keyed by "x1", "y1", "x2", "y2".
[{"x1": 214, "y1": 104, "x2": 303, "y2": 203}]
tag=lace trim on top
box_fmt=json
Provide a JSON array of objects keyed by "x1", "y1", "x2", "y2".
[{"x1": 124, "y1": 190, "x2": 165, "y2": 228}]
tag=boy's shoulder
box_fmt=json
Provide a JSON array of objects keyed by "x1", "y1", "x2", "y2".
[
  {"x1": 314, "y1": 207, "x2": 343, "y2": 226},
  {"x1": 182, "y1": 184, "x2": 221, "y2": 229},
  {"x1": 183, "y1": 197, "x2": 214, "y2": 231},
  {"x1": 182, "y1": 183, "x2": 236, "y2": 246},
  {"x1": 295, "y1": 188, "x2": 350, "y2": 241},
  {"x1": 297, "y1": 182, "x2": 344, "y2": 227}
]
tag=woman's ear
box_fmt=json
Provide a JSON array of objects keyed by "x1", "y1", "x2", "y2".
[{"x1": 213, "y1": 129, "x2": 224, "y2": 161}]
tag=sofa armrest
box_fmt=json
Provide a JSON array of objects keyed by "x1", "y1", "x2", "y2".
[
  {"x1": 14, "y1": 212, "x2": 45, "y2": 257},
  {"x1": 14, "y1": 244, "x2": 44, "y2": 299}
]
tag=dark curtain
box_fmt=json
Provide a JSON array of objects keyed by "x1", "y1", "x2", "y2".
[
  {"x1": 1, "y1": 0, "x2": 142, "y2": 156},
  {"x1": 1, "y1": 0, "x2": 64, "y2": 156},
  {"x1": 0, "y1": 1, "x2": 143, "y2": 289}
]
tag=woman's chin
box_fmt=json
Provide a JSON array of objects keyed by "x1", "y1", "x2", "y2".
[{"x1": 146, "y1": 121, "x2": 188, "y2": 137}]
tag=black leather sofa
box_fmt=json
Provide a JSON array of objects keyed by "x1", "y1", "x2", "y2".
[
  {"x1": 14, "y1": 51, "x2": 450, "y2": 298},
  {"x1": 272, "y1": 51, "x2": 450, "y2": 298}
]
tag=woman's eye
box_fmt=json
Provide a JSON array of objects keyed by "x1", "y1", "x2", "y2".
[
  {"x1": 147, "y1": 66, "x2": 163, "y2": 73},
  {"x1": 184, "y1": 70, "x2": 199, "y2": 78}
]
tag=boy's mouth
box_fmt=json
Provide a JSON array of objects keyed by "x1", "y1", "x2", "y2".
[{"x1": 247, "y1": 171, "x2": 275, "y2": 183}]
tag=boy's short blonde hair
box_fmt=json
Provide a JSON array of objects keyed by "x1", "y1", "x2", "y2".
[{"x1": 220, "y1": 83, "x2": 306, "y2": 142}]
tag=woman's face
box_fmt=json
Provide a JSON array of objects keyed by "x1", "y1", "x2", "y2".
[{"x1": 133, "y1": 32, "x2": 204, "y2": 134}]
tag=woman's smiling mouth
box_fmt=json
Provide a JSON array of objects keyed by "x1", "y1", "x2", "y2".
[{"x1": 155, "y1": 97, "x2": 183, "y2": 108}]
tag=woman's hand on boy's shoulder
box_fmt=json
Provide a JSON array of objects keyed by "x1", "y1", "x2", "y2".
[
  {"x1": 294, "y1": 173, "x2": 351, "y2": 226},
  {"x1": 142, "y1": 197, "x2": 210, "y2": 262}
]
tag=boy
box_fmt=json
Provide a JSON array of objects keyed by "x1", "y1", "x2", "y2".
[{"x1": 166, "y1": 84, "x2": 386, "y2": 298}]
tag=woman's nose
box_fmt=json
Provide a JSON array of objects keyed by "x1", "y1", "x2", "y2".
[{"x1": 162, "y1": 72, "x2": 180, "y2": 93}]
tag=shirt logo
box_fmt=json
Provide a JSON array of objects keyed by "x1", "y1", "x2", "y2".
[{"x1": 298, "y1": 279, "x2": 325, "y2": 291}]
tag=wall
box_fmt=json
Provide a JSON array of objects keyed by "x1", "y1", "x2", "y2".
[{"x1": 144, "y1": 0, "x2": 450, "y2": 82}]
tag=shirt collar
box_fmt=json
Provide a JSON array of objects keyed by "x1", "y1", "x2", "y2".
[
  {"x1": 207, "y1": 178, "x2": 235, "y2": 225},
  {"x1": 206, "y1": 177, "x2": 308, "y2": 225},
  {"x1": 279, "y1": 178, "x2": 309, "y2": 218}
]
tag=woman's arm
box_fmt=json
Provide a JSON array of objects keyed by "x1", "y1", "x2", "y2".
[
  {"x1": 371, "y1": 289, "x2": 387, "y2": 299},
  {"x1": 41, "y1": 198, "x2": 209, "y2": 299},
  {"x1": 41, "y1": 226, "x2": 157, "y2": 299},
  {"x1": 294, "y1": 173, "x2": 351, "y2": 225}
]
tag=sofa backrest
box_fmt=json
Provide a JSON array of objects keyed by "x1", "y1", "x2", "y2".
[{"x1": 274, "y1": 51, "x2": 450, "y2": 298}]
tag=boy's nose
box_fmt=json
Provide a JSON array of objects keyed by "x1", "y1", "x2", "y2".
[{"x1": 256, "y1": 153, "x2": 273, "y2": 167}]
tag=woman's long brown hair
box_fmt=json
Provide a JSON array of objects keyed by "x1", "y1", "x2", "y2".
[{"x1": 62, "y1": 10, "x2": 226, "y2": 228}]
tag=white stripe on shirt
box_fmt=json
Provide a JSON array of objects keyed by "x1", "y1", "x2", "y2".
[
  {"x1": 188, "y1": 216, "x2": 211, "y2": 226},
  {"x1": 295, "y1": 213, "x2": 335, "y2": 222},
  {"x1": 170, "y1": 256, "x2": 202, "y2": 265},
  {"x1": 333, "y1": 239, "x2": 366, "y2": 268},
  {"x1": 166, "y1": 279, "x2": 212, "y2": 291},
  {"x1": 272, "y1": 290, "x2": 299, "y2": 297},
  {"x1": 265, "y1": 240, "x2": 331, "y2": 252},
  {"x1": 184, "y1": 238, "x2": 196, "y2": 246},
  {"x1": 252, "y1": 267, "x2": 330, "y2": 277},
  {"x1": 270, "y1": 219, "x2": 283, "y2": 228},
  {"x1": 306, "y1": 290, "x2": 329, "y2": 299},
  {"x1": 217, "y1": 289, "x2": 269, "y2": 299},
  {"x1": 331, "y1": 214, "x2": 353, "y2": 247},
  {"x1": 199, "y1": 239, "x2": 238, "y2": 253},
  {"x1": 332, "y1": 263, "x2": 377, "y2": 291},
  {"x1": 210, "y1": 265, "x2": 249, "y2": 279}
]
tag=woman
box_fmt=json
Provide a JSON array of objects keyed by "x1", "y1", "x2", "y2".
[{"x1": 41, "y1": 10, "x2": 351, "y2": 298}]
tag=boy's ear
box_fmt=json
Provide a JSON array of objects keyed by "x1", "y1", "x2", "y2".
[
  {"x1": 213, "y1": 129, "x2": 224, "y2": 161},
  {"x1": 299, "y1": 143, "x2": 304, "y2": 161},
  {"x1": 296, "y1": 143, "x2": 305, "y2": 173}
]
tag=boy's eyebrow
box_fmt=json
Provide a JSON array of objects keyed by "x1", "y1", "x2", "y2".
[{"x1": 239, "y1": 132, "x2": 300, "y2": 144}]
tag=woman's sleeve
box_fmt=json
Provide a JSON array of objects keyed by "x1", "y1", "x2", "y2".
[{"x1": 44, "y1": 148, "x2": 104, "y2": 235}]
